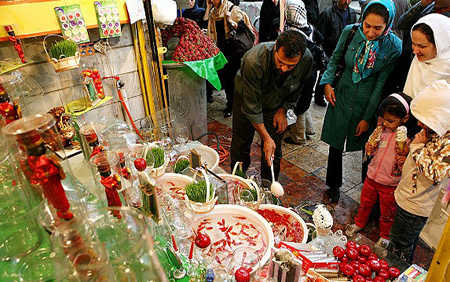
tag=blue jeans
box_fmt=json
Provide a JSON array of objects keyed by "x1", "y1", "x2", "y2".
[{"x1": 389, "y1": 205, "x2": 428, "y2": 263}]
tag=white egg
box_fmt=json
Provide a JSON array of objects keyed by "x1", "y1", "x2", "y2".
[{"x1": 271, "y1": 181, "x2": 284, "y2": 197}]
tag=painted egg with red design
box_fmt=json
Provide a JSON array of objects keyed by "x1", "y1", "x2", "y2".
[
  {"x1": 115, "y1": 28, "x2": 121, "y2": 34},
  {"x1": 103, "y1": 30, "x2": 109, "y2": 36},
  {"x1": 109, "y1": 29, "x2": 115, "y2": 35},
  {"x1": 60, "y1": 15, "x2": 67, "y2": 22},
  {"x1": 75, "y1": 12, "x2": 81, "y2": 18},
  {"x1": 68, "y1": 13, "x2": 75, "y2": 20}
]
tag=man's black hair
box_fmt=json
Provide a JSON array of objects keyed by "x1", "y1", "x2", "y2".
[{"x1": 275, "y1": 29, "x2": 307, "y2": 58}]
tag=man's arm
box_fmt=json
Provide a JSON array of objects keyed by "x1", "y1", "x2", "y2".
[
  {"x1": 397, "y1": 1, "x2": 434, "y2": 30},
  {"x1": 253, "y1": 123, "x2": 276, "y2": 166}
]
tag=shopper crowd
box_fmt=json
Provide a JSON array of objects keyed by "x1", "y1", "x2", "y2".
[{"x1": 187, "y1": 0, "x2": 450, "y2": 266}]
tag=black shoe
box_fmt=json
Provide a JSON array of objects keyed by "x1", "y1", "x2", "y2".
[
  {"x1": 283, "y1": 136, "x2": 306, "y2": 145},
  {"x1": 223, "y1": 111, "x2": 232, "y2": 118},
  {"x1": 327, "y1": 187, "x2": 340, "y2": 203},
  {"x1": 222, "y1": 107, "x2": 232, "y2": 113},
  {"x1": 315, "y1": 97, "x2": 327, "y2": 107},
  {"x1": 207, "y1": 96, "x2": 214, "y2": 103}
]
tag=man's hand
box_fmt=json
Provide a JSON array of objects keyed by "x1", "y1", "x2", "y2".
[
  {"x1": 263, "y1": 137, "x2": 276, "y2": 167},
  {"x1": 273, "y1": 108, "x2": 287, "y2": 134},
  {"x1": 421, "y1": 0, "x2": 434, "y2": 7},
  {"x1": 324, "y1": 84, "x2": 336, "y2": 106},
  {"x1": 412, "y1": 129, "x2": 429, "y2": 144},
  {"x1": 355, "y1": 120, "x2": 369, "y2": 137}
]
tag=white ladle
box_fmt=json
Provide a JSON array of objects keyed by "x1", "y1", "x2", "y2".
[{"x1": 270, "y1": 158, "x2": 284, "y2": 197}]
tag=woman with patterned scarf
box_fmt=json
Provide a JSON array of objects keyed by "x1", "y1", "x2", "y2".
[
  {"x1": 319, "y1": 0, "x2": 402, "y2": 203},
  {"x1": 203, "y1": 0, "x2": 254, "y2": 117},
  {"x1": 389, "y1": 80, "x2": 450, "y2": 264}
]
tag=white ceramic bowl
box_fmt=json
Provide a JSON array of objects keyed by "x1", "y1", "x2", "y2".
[
  {"x1": 192, "y1": 204, "x2": 274, "y2": 272},
  {"x1": 181, "y1": 145, "x2": 220, "y2": 171}
]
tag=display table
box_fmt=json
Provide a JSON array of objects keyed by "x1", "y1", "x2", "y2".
[{"x1": 163, "y1": 53, "x2": 227, "y2": 140}]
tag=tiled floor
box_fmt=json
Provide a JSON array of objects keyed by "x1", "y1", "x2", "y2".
[{"x1": 203, "y1": 90, "x2": 434, "y2": 270}]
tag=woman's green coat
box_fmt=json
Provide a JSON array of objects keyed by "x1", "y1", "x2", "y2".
[{"x1": 320, "y1": 4, "x2": 402, "y2": 152}]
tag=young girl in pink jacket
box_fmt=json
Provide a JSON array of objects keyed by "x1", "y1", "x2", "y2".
[{"x1": 345, "y1": 93, "x2": 412, "y2": 249}]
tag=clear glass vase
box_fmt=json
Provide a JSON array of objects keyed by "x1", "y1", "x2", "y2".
[
  {"x1": 89, "y1": 207, "x2": 168, "y2": 281},
  {"x1": 1, "y1": 114, "x2": 89, "y2": 230}
]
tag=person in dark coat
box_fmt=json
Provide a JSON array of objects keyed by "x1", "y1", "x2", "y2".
[
  {"x1": 314, "y1": 0, "x2": 357, "y2": 106},
  {"x1": 230, "y1": 30, "x2": 313, "y2": 181},
  {"x1": 283, "y1": 2, "x2": 324, "y2": 144}
]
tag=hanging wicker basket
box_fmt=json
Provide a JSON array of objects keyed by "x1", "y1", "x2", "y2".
[{"x1": 43, "y1": 35, "x2": 80, "y2": 73}]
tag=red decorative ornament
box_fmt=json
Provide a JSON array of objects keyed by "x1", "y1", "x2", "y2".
[
  {"x1": 20, "y1": 131, "x2": 73, "y2": 220},
  {"x1": 5, "y1": 25, "x2": 26, "y2": 63}
]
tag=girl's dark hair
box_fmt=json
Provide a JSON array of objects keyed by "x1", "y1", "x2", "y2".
[
  {"x1": 363, "y1": 3, "x2": 389, "y2": 24},
  {"x1": 379, "y1": 92, "x2": 412, "y2": 119},
  {"x1": 412, "y1": 23, "x2": 435, "y2": 45}
]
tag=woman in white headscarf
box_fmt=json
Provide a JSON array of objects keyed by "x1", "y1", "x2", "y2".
[{"x1": 403, "y1": 14, "x2": 450, "y2": 98}]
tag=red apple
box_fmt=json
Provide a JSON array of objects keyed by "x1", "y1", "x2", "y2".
[
  {"x1": 134, "y1": 158, "x2": 147, "y2": 171},
  {"x1": 388, "y1": 267, "x2": 400, "y2": 279},
  {"x1": 347, "y1": 241, "x2": 357, "y2": 249},
  {"x1": 358, "y1": 255, "x2": 368, "y2": 264},
  {"x1": 342, "y1": 254, "x2": 349, "y2": 263},
  {"x1": 195, "y1": 233, "x2": 211, "y2": 248},
  {"x1": 353, "y1": 274, "x2": 366, "y2": 282},
  {"x1": 368, "y1": 259, "x2": 381, "y2": 273},
  {"x1": 347, "y1": 248, "x2": 359, "y2": 260},
  {"x1": 379, "y1": 259, "x2": 389, "y2": 270},
  {"x1": 342, "y1": 264, "x2": 355, "y2": 277},
  {"x1": 334, "y1": 246, "x2": 346, "y2": 259},
  {"x1": 360, "y1": 244, "x2": 372, "y2": 256},
  {"x1": 378, "y1": 269, "x2": 390, "y2": 280},
  {"x1": 359, "y1": 264, "x2": 372, "y2": 277},
  {"x1": 235, "y1": 267, "x2": 250, "y2": 282},
  {"x1": 373, "y1": 276, "x2": 385, "y2": 282},
  {"x1": 349, "y1": 260, "x2": 360, "y2": 270},
  {"x1": 368, "y1": 253, "x2": 378, "y2": 261}
]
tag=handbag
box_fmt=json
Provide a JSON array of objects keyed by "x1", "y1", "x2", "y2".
[
  {"x1": 225, "y1": 5, "x2": 255, "y2": 58},
  {"x1": 331, "y1": 24, "x2": 359, "y2": 87}
]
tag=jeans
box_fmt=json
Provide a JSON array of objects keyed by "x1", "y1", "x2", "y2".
[{"x1": 389, "y1": 205, "x2": 428, "y2": 263}]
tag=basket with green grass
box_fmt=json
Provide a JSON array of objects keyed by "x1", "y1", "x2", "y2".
[
  {"x1": 43, "y1": 35, "x2": 80, "y2": 72},
  {"x1": 146, "y1": 143, "x2": 168, "y2": 178},
  {"x1": 174, "y1": 156, "x2": 190, "y2": 174},
  {"x1": 184, "y1": 168, "x2": 218, "y2": 213}
]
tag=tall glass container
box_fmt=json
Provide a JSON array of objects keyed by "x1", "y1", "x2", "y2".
[
  {"x1": 0, "y1": 116, "x2": 54, "y2": 282},
  {"x1": 1, "y1": 114, "x2": 88, "y2": 230},
  {"x1": 89, "y1": 207, "x2": 169, "y2": 281}
]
